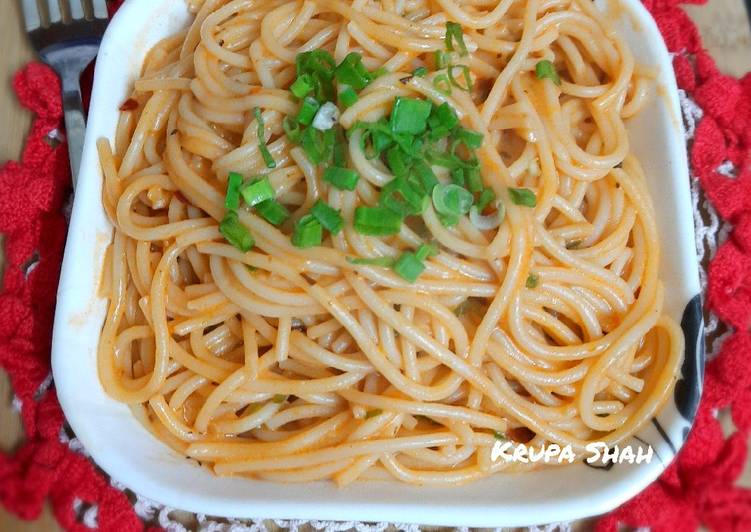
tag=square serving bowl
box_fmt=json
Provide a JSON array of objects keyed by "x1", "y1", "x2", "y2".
[{"x1": 51, "y1": 0, "x2": 704, "y2": 526}]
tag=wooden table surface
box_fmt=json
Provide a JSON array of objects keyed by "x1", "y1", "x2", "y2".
[{"x1": 1, "y1": 1, "x2": 750, "y2": 531}]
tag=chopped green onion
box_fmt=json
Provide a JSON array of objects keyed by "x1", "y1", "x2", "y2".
[
  {"x1": 450, "y1": 168, "x2": 465, "y2": 186},
  {"x1": 333, "y1": 131, "x2": 347, "y2": 167},
  {"x1": 494, "y1": 430, "x2": 507, "y2": 441},
  {"x1": 335, "y1": 52, "x2": 372, "y2": 90},
  {"x1": 347, "y1": 256, "x2": 396, "y2": 267},
  {"x1": 386, "y1": 146, "x2": 411, "y2": 178},
  {"x1": 412, "y1": 66, "x2": 428, "y2": 77},
  {"x1": 224, "y1": 171, "x2": 243, "y2": 210},
  {"x1": 272, "y1": 394, "x2": 288, "y2": 403},
  {"x1": 508, "y1": 187, "x2": 537, "y2": 207},
  {"x1": 291, "y1": 214, "x2": 323, "y2": 248},
  {"x1": 393, "y1": 251, "x2": 425, "y2": 283},
  {"x1": 339, "y1": 85, "x2": 358, "y2": 108},
  {"x1": 432, "y1": 183, "x2": 474, "y2": 218},
  {"x1": 390, "y1": 97, "x2": 433, "y2": 135},
  {"x1": 433, "y1": 73, "x2": 452, "y2": 95},
  {"x1": 415, "y1": 243, "x2": 438, "y2": 261},
  {"x1": 447, "y1": 64, "x2": 473, "y2": 91},
  {"x1": 432, "y1": 102, "x2": 459, "y2": 130},
  {"x1": 465, "y1": 166, "x2": 483, "y2": 192},
  {"x1": 437, "y1": 212, "x2": 459, "y2": 228},
  {"x1": 290, "y1": 74, "x2": 313, "y2": 98},
  {"x1": 354, "y1": 206, "x2": 402, "y2": 236},
  {"x1": 364, "y1": 409, "x2": 383, "y2": 419},
  {"x1": 254, "y1": 107, "x2": 276, "y2": 168},
  {"x1": 296, "y1": 50, "x2": 336, "y2": 101},
  {"x1": 255, "y1": 199, "x2": 289, "y2": 226},
  {"x1": 434, "y1": 50, "x2": 449, "y2": 69},
  {"x1": 453, "y1": 127, "x2": 484, "y2": 150},
  {"x1": 535, "y1": 59, "x2": 561, "y2": 85},
  {"x1": 297, "y1": 97, "x2": 320, "y2": 126},
  {"x1": 300, "y1": 126, "x2": 333, "y2": 164},
  {"x1": 371, "y1": 67, "x2": 388, "y2": 79},
  {"x1": 410, "y1": 161, "x2": 439, "y2": 193},
  {"x1": 310, "y1": 200, "x2": 343, "y2": 235},
  {"x1": 476, "y1": 188, "x2": 496, "y2": 211},
  {"x1": 240, "y1": 176, "x2": 274, "y2": 207},
  {"x1": 445, "y1": 22, "x2": 468, "y2": 56},
  {"x1": 323, "y1": 166, "x2": 360, "y2": 191},
  {"x1": 282, "y1": 116, "x2": 301, "y2": 143},
  {"x1": 220, "y1": 211, "x2": 254, "y2": 252},
  {"x1": 526, "y1": 273, "x2": 539, "y2": 289},
  {"x1": 372, "y1": 129, "x2": 394, "y2": 155},
  {"x1": 379, "y1": 176, "x2": 427, "y2": 217}
]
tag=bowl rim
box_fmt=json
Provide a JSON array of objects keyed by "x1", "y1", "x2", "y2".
[{"x1": 51, "y1": 0, "x2": 704, "y2": 526}]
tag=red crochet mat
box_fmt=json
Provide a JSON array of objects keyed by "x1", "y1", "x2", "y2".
[{"x1": 1, "y1": 0, "x2": 749, "y2": 530}]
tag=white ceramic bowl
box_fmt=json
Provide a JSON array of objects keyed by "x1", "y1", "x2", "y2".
[{"x1": 52, "y1": 0, "x2": 704, "y2": 526}]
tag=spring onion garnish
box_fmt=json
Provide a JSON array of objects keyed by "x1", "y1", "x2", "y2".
[
  {"x1": 291, "y1": 214, "x2": 323, "y2": 248},
  {"x1": 432, "y1": 183, "x2": 474, "y2": 219},
  {"x1": 347, "y1": 256, "x2": 396, "y2": 267},
  {"x1": 476, "y1": 188, "x2": 496, "y2": 211},
  {"x1": 335, "y1": 52, "x2": 373, "y2": 90},
  {"x1": 494, "y1": 430, "x2": 508, "y2": 441},
  {"x1": 380, "y1": 176, "x2": 427, "y2": 217},
  {"x1": 323, "y1": 166, "x2": 359, "y2": 191},
  {"x1": 339, "y1": 85, "x2": 358, "y2": 108},
  {"x1": 453, "y1": 127, "x2": 484, "y2": 150},
  {"x1": 412, "y1": 66, "x2": 428, "y2": 77},
  {"x1": 297, "y1": 97, "x2": 320, "y2": 126},
  {"x1": 312, "y1": 102, "x2": 340, "y2": 131},
  {"x1": 272, "y1": 394, "x2": 288, "y2": 403},
  {"x1": 445, "y1": 22, "x2": 468, "y2": 56},
  {"x1": 535, "y1": 59, "x2": 561, "y2": 86},
  {"x1": 255, "y1": 199, "x2": 289, "y2": 226},
  {"x1": 282, "y1": 116, "x2": 301, "y2": 143},
  {"x1": 469, "y1": 202, "x2": 504, "y2": 230},
  {"x1": 290, "y1": 73, "x2": 313, "y2": 98},
  {"x1": 526, "y1": 273, "x2": 539, "y2": 289},
  {"x1": 393, "y1": 251, "x2": 425, "y2": 283},
  {"x1": 240, "y1": 176, "x2": 274, "y2": 207},
  {"x1": 508, "y1": 187, "x2": 537, "y2": 207},
  {"x1": 430, "y1": 102, "x2": 459, "y2": 130},
  {"x1": 310, "y1": 200, "x2": 343, "y2": 235},
  {"x1": 448, "y1": 64, "x2": 473, "y2": 91},
  {"x1": 416, "y1": 242, "x2": 439, "y2": 260},
  {"x1": 386, "y1": 146, "x2": 411, "y2": 178},
  {"x1": 296, "y1": 50, "x2": 336, "y2": 101},
  {"x1": 253, "y1": 107, "x2": 276, "y2": 168},
  {"x1": 224, "y1": 171, "x2": 243, "y2": 210},
  {"x1": 300, "y1": 126, "x2": 334, "y2": 164},
  {"x1": 364, "y1": 409, "x2": 383, "y2": 419},
  {"x1": 411, "y1": 161, "x2": 439, "y2": 193},
  {"x1": 465, "y1": 167, "x2": 483, "y2": 192},
  {"x1": 220, "y1": 211, "x2": 254, "y2": 252},
  {"x1": 390, "y1": 97, "x2": 433, "y2": 135},
  {"x1": 354, "y1": 206, "x2": 402, "y2": 236},
  {"x1": 432, "y1": 73, "x2": 452, "y2": 95},
  {"x1": 434, "y1": 50, "x2": 449, "y2": 69}
]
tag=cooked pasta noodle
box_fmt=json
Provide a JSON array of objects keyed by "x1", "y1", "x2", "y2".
[{"x1": 97, "y1": 0, "x2": 683, "y2": 485}]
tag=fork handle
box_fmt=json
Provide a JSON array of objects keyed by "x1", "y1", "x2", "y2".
[{"x1": 61, "y1": 73, "x2": 86, "y2": 189}]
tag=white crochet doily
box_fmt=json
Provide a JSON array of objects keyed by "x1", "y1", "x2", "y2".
[{"x1": 36, "y1": 89, "x2": 728, "y2": 532}]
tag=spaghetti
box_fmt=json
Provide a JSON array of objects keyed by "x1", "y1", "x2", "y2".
[{"x1": 97, "y1": 0, "x2": 683, "y2": 485}]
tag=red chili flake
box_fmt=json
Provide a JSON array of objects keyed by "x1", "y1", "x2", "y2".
[{"x1": 119, "y1": 98, "x2": 139, "y2": 111}]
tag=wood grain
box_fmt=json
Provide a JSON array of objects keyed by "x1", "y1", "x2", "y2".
[{"x1": 0, "y1": 0, "x2": 749, "y2": 530}]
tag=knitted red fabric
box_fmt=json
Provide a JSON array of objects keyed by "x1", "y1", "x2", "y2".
[{"x1": 0, "y1": 1, "x2": 749, "y2": 531}]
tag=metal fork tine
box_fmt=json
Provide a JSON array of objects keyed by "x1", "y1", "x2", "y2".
[
  {"x1": 91, "y1": 0, "x2": 108, "y2": 20},
  {"x1": 20, "y1": 0, "x2": 42, "y2": 31},
  {"x1": 68, "y1": 0, "x2": 85, "y2": 21},
  {"x1": 46, "y1": 0, "x2": 63, "y2": 24}
]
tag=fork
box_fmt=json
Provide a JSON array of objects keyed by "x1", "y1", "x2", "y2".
[{"x1": 20, "y1": 0, "x2": 110, "y2": 188}]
